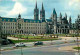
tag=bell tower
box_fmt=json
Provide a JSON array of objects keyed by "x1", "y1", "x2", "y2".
[
  {"x1": 34, "y1": 1, "x2": 39, "y2": 20},
  {"x1": 40, "y1": 3, "x2": 45, "y2": 22}
]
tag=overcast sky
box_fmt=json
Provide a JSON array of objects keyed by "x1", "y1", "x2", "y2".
[{"x1": 0, "y1": 0, "x2": 80, "y2": 23}]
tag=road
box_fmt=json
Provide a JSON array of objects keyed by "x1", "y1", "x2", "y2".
[
  {"x1": 1, "y1": 43, "x2": 78, "y2": 55},
  {"x1": 1, "y1": 37, "x2": 80, "y2": 50}
]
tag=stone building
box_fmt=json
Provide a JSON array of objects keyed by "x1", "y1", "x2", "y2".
[
  {"x1": 0, "y1": 16, "x2": 2, "y2": 43},
  {"x1": 0, "y1": 2, "x2": 47, "y2": 35},
  {"x1": 69, "y1": 15, "x2": 80, "y2": 34},
  {"x1": 47, "y1": 9, "x2": 70, "y2": 34},
  {"x1": 0, "y1": 2, "x2": 72, "y2": 34}
]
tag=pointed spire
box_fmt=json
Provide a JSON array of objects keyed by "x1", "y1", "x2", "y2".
[
  {"x1": 60, "y1": 12, "x2": 62, "y2": 18},
  {"x1": 19, "y1": 13, "x2": 20, "y2": 17},
  {"x1": 65, "y1": 13, "x2": 67, "y2": 16},
  {"x1": 65, "y1": 13, "x2": 67, "y2": 19},
  {"x1": 69, "y1": 16, "x2": 71, "y2": 29},
  {"x1": 69, "y1": 16, "x2": 71, "y2": 21},
  {"x1": 78, "y1": 14, "x2": 80, "y2": 18},
  {"x1": 41, "y1": 2, "x2": 44, "y2": 10},
  {"x1": 18, "y1": 13, "x2": 21, "y2": 19},
  {"x1": 35, "y1": 1, "x2": 37, "y2": 9},
  {"x1": 53, "y1": 8, "x2": 56, "y2": 14}
]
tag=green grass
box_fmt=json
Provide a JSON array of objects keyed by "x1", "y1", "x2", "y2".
[
  {"x1": 12, "y1": 38, "x2": 58, "y2": 43},
  {"x1": 12, "y1": 35, "x2": 43, "y2": 39},
  {"x1": 73, "y1": 47, "x2": 80, "y2": 50}
]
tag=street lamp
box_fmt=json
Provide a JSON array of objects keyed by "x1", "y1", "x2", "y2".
[
  {"x1": 0, "y1": 32, "x2": 2, "y2": 55},
  {"x1": 76, "y1": 30, "x2": 79, "y2": 54},
  {"x1": 20, "y1": 35, "x2": 23, "y2": 55},
  {"x1": 0, "y1": 44, "x2": 1, "y2": 55},
  {"x1": 18, "y1": 22, "x2": 23, "y2": 55},
  {"x1": 75, "y1": 21, "x2": 80, "y2": 55}
]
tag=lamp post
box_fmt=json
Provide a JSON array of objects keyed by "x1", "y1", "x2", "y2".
[
  {"x1": 75, "y1": 21, "x2": 79, "y2": 55},
  {"x1": 18, "y1": 22, "x2": 23, "y2": 55},
  {"x1": 0, "y1": 18, "x2": 2, "y2": 55},
  {"x1": 0, "y1": 39, "x2": 1, "y2": 55},
  {"x1": 76, "y1": 30, "x2": 79, "y2": 54},
  {"x1": 20, "y1": 34, "x2": 23, "y2": 55},
  {"x1": 0, "y1": 33, "x2": 2, "y2": 55}
]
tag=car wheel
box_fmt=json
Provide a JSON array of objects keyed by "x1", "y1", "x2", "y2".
[
  {"x1": 23, "y1": 45, "x2": 25, "y2": 46},
  {"x1": 16, "y1": 45, "x2": 19, "y2": 47}
]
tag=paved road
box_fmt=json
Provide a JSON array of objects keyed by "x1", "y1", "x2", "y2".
[
  {"x1": 2, "y1": 50, "x2": 74, "y2": 55},
  {"x1": 1, "y1": 43, "x2": 78, "y2": 55},
  {"x1": 1, "y1": 38, "x2": 80, "y2": 50},
  {"x1": 1, "y1": 37, "x2": 80, "y2": 55}
]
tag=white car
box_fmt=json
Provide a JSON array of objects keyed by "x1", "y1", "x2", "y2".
[{"x1": 15, "y1": 43, "x2": 26, "y2": 47}]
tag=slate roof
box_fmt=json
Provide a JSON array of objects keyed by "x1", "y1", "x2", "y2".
[
  {"x1": 1, "y1": 17, "x2": 42, "y2": 23},
  {"x1": 1, "y1": 17, "x2": 53, "y2": 23},
  {"x1": 46, "y1": 19, "x2": 52, "y2": 22},
  {"x1": 2, "y1": 17, "x2": 17, "y2": 22},
  {"x1": 24, "y1": 19, "x2": 41, "y2": 23}
]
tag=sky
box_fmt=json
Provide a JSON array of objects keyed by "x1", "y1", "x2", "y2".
[{"x1": 0, "y1": 0, "x2": 80, "y2": 23}]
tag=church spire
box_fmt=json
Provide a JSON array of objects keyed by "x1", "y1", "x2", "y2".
[
  {"x1": 53, "y1": 8, "x2": 56, "y2": 15},
  {"x1": 18, "y1": 13, "x2": 21, "y2": 19},
  {"x1": 35, "y1": 1, "x2": 37, "y2": 9},
  {"x1": 60, "y1": 12, "x2": 62, "y2": 24},
  {"x1": 78, "y1": 14, "x2": 80, "y2": 18},
  {"x1": 41, "y1": 2, "x2": 44, "y2": 10},
  {"x1": 65, "y1": 13, "x2": 67, "y2": 19},
  {"x1": 69, "y1": 16, "x2": 71, "y2": 22},
  {"x1": 60, "y1": 12, "x2": 62, "y2": 18},
  {"x1": 69, "y1": 16, "x2": 71, "y2": 29},
  {"x1": 40, "y1": 2, "x2": 45, "y2": 22},
  {"x1": 42, "y1": 3, "x2": 44, "y2": 10},
  {"x1": 34, "y1": 1, "x2": 39, "y2": 20}
]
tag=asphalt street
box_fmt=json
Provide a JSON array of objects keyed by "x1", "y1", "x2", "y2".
[{"x1": 1, "y1": 43, "x2": 78, "y2": 55}]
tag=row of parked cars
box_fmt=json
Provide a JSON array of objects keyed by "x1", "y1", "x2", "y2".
[{"x1": 15, "y1": 41, "x2": 43, "y2": 47}]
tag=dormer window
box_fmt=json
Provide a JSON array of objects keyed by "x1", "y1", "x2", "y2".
[
  {"x1": 13, "y1": 20, "x2": 14, "y2": 22},
  {"x1": 0, "y1": 19, "x2": 2, "y2": 21},
  {"x1": 8, "y1": 19, "x2": 10, "y2": 22},
  {"x1": 4, "y1": 19, "x2": 6, "y2": 21},
  {"x1": 38, "y1": 21, "x2": 39, "y2": 23},
  {"x1": 26, "y1": 20, "x2": 28, "y2": 22},
  {"x1": 30, "y1": 21, "x2": 32, "y2": 23},
  {"x1": 34, "y1": 21, "x2": 36, "y2": 23}
]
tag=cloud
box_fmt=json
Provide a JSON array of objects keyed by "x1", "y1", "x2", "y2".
[
  {"x1": 0, "y1": 6, "x2": 10, "y2": 17},
  {"x1": 69, "y1": 0, "x2": 80, "y2": 6},
  {"x1": 7, "y1": 2, "x2": 27, "y2": 17},
  {"x1": 12, "y1": 0, "x2": 35, "y2": 2},
  {"x1": 12, "y1": 0, "x2": 42, "y2": 3}
]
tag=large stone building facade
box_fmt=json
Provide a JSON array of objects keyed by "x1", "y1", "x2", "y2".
[
  {"x1": 69, "y1": 15, "x2": 80, "y2": 34},
  {"x1": 47, "y1": 9, "x2": 71, "y2": 34},
  {"x1": 0, "y1": 2, "x2": 72, "y2": 34},
  {"x1": 0, "y1": 16, "x2": 2, "y2": 43}
]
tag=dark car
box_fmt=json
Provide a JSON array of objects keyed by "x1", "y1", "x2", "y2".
[{"x1": 34, "y1": 41, "x2": 43, "y2": 45}]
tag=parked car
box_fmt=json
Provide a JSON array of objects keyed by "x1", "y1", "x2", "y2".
[
  {"x1": 15, "y1": 43, "x2": 26, "y2": 47},
  {"x1": 34, "y1": 41, "x2": 43, "y2": 45}
]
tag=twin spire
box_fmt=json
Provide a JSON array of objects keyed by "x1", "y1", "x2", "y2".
[
  {"x1": 35, "y1": 1, "x2": 44, "y2": 10},
  {"x1": 34, "y1": 1, "x2": 45, "y2": 21}
]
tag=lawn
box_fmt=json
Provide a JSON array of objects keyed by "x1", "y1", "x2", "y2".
[
  {"x1": 9, "y1": 34, "x2": 60, "y2": 43},
  {"x1": 10, "y1": 34, "x2": 59, "y2": 39},
  {"x1": 11, "y1": 35, "x2": 44, "y2": 39},
  {"x1": 11, "y1": 38, "x2": 58, "y2": 43},
  {"x1": 73, "y1": 47, "x2": 80, "y2": 50}
]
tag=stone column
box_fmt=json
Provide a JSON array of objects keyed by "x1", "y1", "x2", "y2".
[{"x1": 61, "y1": 29, "x2": 63, "y2": 34}]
